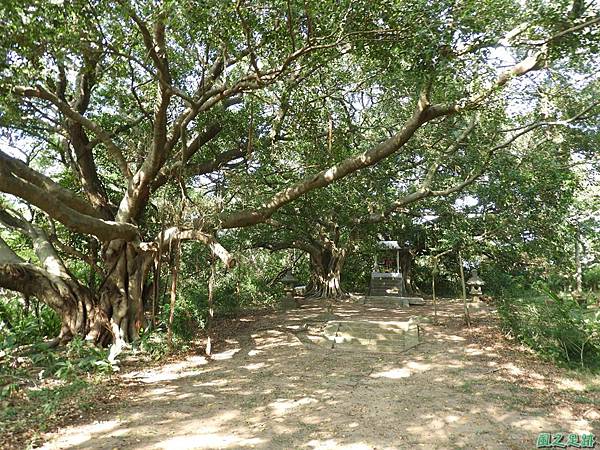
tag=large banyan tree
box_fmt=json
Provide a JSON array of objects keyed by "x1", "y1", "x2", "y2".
[{"x1": 0, "y1": 0, "x2": 598, "y2": 344}]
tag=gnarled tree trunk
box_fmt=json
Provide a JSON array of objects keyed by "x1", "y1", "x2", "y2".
[
  {"x1": 0, "y1": 212, "x2": 232, "y2": 346},
  {"x1": 306, "y1": 248, "x2": 347, "y2": 299},
  {"x1": 0, "y1": 261, "x2": 108, "y2": 345},
  {"x1": 98, "y1": 240, "x2": 154, "y2": 345},
  {"x1": 399, "y1": 249, "x2": 415, "y2": 295},
  {"x1": 0, "y1": 230, "x2": 155, "y2": 346}
]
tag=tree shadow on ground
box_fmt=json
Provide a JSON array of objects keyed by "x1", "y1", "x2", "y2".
[{"x1": 41, "y1": 300, "x2": 599, "y2": 450}]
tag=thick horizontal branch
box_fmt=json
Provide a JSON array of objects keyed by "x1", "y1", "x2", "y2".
[
  {"x1": 0, "y1": 262, "x2": 72, "y2": 314},
  {"x1": 219, "y1": 14, "x2": 600, "y2": 231},
  {"x1": 0, "y1": 150, "x2": 102, "y2": 219},
  {"x1": 463, "y1": 15, "x2": 600, "y2": 110},
  {"x1": 0, "y1": 168, "x2": 138, "y2": 242},
  {"x1": 185, "y1": 148, "x2": 246, "y2": 176},
  {"x1": 219, "y1": 93, "x2": 444, "y2": 229},
  {"x1": 157, "y1": 227, "x2": 234, "y2": 268},
  {"x1": 359, "y1": 100, "x2": 599, "y2": 225},
  {"x1": 0, "y1": 263, "x2": 52, "y2": 296}
]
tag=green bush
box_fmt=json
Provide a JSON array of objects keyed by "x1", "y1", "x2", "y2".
[
  {"x1": 496, "y1": 289, "x2": 600, "y2": 370},
  {"x1": 584, "y1": 264, "x2": 600, "y2": 291},
  {"x1": 137, "y1": 327, "x2": 171, "y2": 359},
  {"x1": 0, "y1": 296, "x2": 60, "y2": 349}
]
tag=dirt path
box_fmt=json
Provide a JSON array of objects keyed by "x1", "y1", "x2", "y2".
[{"x1": 40, "y1": 299, "x2": 600, "y2": 450}]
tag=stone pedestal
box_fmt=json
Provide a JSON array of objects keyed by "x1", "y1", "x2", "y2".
[
  {"x1": 280, "y1": 293, "x2": 297, "y2": 310},
  {"x1": 467, "y1": 299, "x2": 487, "y2": 313}
]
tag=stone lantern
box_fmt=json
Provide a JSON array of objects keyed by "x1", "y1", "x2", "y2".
[
  {"x1": 280, "y1": 270, "x2": 298, "y2": 309},
  {"x1": 466, "y1": 269, "x2": 485, "y2": 302}
]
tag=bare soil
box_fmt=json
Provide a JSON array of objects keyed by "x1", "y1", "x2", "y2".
[{"x1": 35, "y1": 299, "x2": 600, "y2": 449}]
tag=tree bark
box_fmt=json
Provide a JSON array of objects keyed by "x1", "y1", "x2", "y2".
[
  {"x1": 399, "y1": 250, "x2": 414, "y2": 295},
  {"x1": 432, "y1": 257, "x2": 438, "y2": 323},
  {"x1": 205, "y1": 258, "x2": 215, "y2": 356},
  {"x1": 306, "y1": 248, "x2": 346, "y2": 299},
  {"x1": 167, "y1": 240, "x2": 180, "y2": 350},
  {"x1": 458, "y1": 251, "x2": 471, "y2": 327},
  {"x1": 0, "y1": 261, "x2": 111, "y2": 345},
  {"x1": 575, "y1": 222, "x2": 583, "y2": 294}
]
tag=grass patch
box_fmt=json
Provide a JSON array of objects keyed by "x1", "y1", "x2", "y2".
[
  {"x1": 0, "y1": 377, "x2": 101, "y2": 448},
  {"x1": 572, "y1": 394, "x2": 600, "y2": 406},
  {"x1": 583, "y1": 383, "x2": 600, "y2": 393},
  {"x1": 458, "y1": 380, "x2": 476, "y2": 394},
  {"x1": 492, "y1": 390, "x2": 538, "y2": 408},
  {"x1": 496, "y1": 291, "x2": 600, "y2": 370}
]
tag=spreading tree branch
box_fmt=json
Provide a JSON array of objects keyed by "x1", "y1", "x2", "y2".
[
  {"x1": 13, "y1": 85, "x2": 132, "y2": 178},
  {"x1": 0, "y1": 165, "x2": 138, "y2": 242}
]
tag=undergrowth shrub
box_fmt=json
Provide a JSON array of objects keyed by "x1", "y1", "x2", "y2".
[
  {"x1": 0, "y1": 296, "x2": 60, "y2": 348},
  {"x1": 136, "y1": 326, "x2": 176, "y2": 359},
  {"x1": 496, "y1": 288, "x2": 600, "y2": 370},
  {"x1": 1, "y1": 337, "x2": 114, "y2": 400}
]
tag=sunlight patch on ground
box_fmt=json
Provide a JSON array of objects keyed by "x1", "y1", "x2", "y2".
[
  {"x1": 40, "y1": 420, "x2": 121, "y2": 449},
  {"x1": 527, "y1": 371, "x2": 546, "y2": 380},
  {"x1": 405, "y1": 361, "x2": 431, "y2": 370},
  {"x1": 123, "y1": 357, "x2": 209, "y2": 383},
  {"x1": 480, "y1": 406, "x2": 585, "y2": 434},
  {"x1": 556, "y1": 377, "x2": 587, "y2": 391},
  {"x1": 463, "y1": 347, "x2": 485, "y2": 356},
  {"x1": 554, "y1": 405, "x2": 577, "y2": 420},
  {"x1": 370, "y1": 361, "x2": 432, "y2": 379},
  {"x1": 463, "y1": 346, "x2": 500, "y2": 358},
  {"x1": 175, "y1": 392, "x2": 194, "y2": 400},
  {"x1": 406, "y1": 417, "x2": 447, "y2": 436},
  {"x1": 525, "y1": 379, "x2": 549, "y2": 390},
  {"x1": 252, "y1": 330, "x2": 304, "y2": 350},
  {"x1": 145, "y1": 387, "x2": 175, "y2": 396},
  {"x1": 195, "y1": 392, "x2": 217, "y2": 399},
  {"x1": 446, "y1": 334, "x2": 466, "y2": 341},
  {"x1": 302, "y1": 414, "x2": 329, "y2": 425},
  {"x1": 502, "y1": 362, "x2": 525, "y2": 376},
  {"x1": 155, "y1": 434, "x2": 265, "y2": 449},
  {"x1": 304, "y1": 439, "x2": 375, "y2": 449},
  {"x1": 510, "y1": 416, "x2": 558, "y2": 432},
  {"x1": 506, "y1": 408, "x2": 593, "y2": 435},
  {"x1": 155, "y1": 409, "x2": 244, "y2": 438},
  {"x1": 241, "y1": 362, "x2": 268, "y2": 370},
  {"x1": 370, "y1": 367, "x2": 411, "y2": 379},
  {"x1": 444, "y1": 414, "x2": 465, "y2": 424},
  {"x1": 193, "y1": 379, "x2": 229, "y2": 387},
  {"x1": 584, "y1": 408, "x2": 600, "y2": 420},
  {"x1": 573, "y1": 418, "x2": 597, "y2": 434},
  {"x1": 269, "y1": 396, "x2": 319, "y2": 416},
  {"x1": 106, "y1": 426, "x2": 134, "y2": 437},
  {"x1": 211, "y1": 348, "x2": 241, "y2": 360}
]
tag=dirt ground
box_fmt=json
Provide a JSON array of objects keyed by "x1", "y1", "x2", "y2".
[{"x1": 38, "y1": 298, "x2": 600, "y2": 450}]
